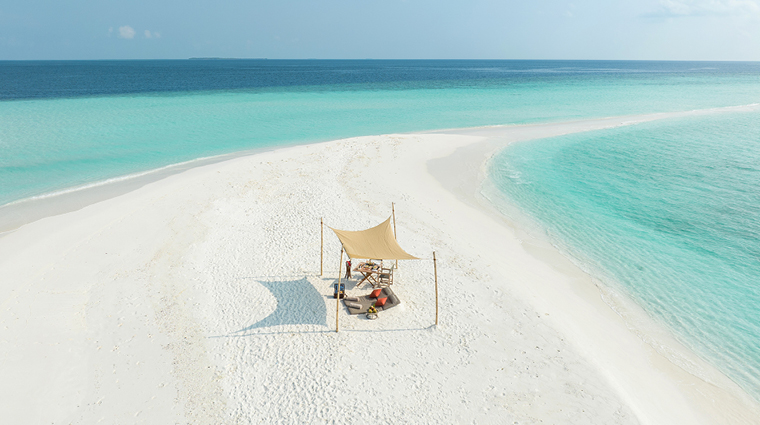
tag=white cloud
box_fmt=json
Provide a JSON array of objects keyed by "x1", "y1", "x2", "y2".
[
  {"x1": 657, "y1": 0, "x2": 760, "y2": 16},
  {"x1": 118, "y1": 25, "x2": 135, "y2": 39},
  {"x1": 144, "y1": 30, "x2": 161, "y2": 39}
]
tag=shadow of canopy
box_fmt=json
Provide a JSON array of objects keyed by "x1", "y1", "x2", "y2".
[{"x1": 235, "y1": 277, "x2": 328, "y2": 333}]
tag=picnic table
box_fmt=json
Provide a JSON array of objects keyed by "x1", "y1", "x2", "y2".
[
  {"x1": 354, "y1": 261, "x2": 382, "y2": 287},
  {"x1": 353, "y1": 261, "x2": 393, "y2": 288}
]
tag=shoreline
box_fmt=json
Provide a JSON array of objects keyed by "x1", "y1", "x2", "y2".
[
  {"x1": 427, "y1": 108, "x2": 760, "y2": 423},
  {"x1": 1, "y1": 106, "x2": 759, "y2": 423},
  {"x1": 0, "y1": 143, "x2": 301, "y2": 235},
  {"x1": 3, "y1": 103, "x2": 757, "y2": 237}
]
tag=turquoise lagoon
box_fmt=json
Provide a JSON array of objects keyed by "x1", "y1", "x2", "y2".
[
  {"x1": 2, "y1": 60, "x2": 760, "y2": 206},
  {"x1": 489, "y1": 111, "x2": 760, "y2": 400}
]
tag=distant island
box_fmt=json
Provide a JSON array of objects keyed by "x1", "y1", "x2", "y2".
[{"x1": 188, "y1": 57, "x2": 267, "y2": 60}]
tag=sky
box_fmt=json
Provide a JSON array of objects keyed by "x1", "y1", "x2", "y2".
[{"x1": 1, "y1": 0, "x2": 759, "y2": 61}]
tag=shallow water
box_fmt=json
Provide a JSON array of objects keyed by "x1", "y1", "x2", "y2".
[
  {"x1": 489, "y1": 111, "x2": 760, "y2": 400},
  {"x1": 2, "y1": 59, "x2": 760, "y2": 206}
]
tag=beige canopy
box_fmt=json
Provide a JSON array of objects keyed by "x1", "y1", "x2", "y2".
[{"x1": 330, "y1": 217, "x2": 419, "y2": 260}]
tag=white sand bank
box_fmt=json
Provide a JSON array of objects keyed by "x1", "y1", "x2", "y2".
[{"x1": 2, "y1": 107, "x2": 759, "y2": 424}]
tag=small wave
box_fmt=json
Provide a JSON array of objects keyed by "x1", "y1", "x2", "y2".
[{"x1": 1, "y1": 153, "x2": 229, "y2": 208}]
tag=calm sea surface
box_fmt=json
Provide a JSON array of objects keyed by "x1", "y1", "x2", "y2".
[
  {"x1": 2, "y1": 59, "x2": 760, "y2": 399},
  {"x1": 490, "y1": 111, "x2": 760, "y2": 400},
  {"x1": 2, "y1": 60, "x2": 760, "y2": 206}
]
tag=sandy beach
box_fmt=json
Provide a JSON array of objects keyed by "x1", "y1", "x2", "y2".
[{"x1": 2, "y1": 108, "x2": 760, "y2": 424}]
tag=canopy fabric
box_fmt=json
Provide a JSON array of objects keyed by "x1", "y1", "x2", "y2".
[{"x1": 330, "y1": 217, "x2": 420, "y2": 260}]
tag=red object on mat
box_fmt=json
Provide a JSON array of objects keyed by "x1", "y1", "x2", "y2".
[
  {"x1": 375, "y1": 297, "x2": 388, "y2": 307},
  {"x1": 370, "y1": 289, "x2": 382, "y2": 298}
]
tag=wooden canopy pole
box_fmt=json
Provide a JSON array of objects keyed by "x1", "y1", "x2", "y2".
[
  {"x1": 336, "y1": 248, "x2": 343, "y2": 333},
  {"x1": 392, "y1": 203, "x2": 397, "y2": 238},
  {"x1": 392, "y1": 203, "x2": 398, "y2": 269},
  {"x1": 433, "y1": 251, "x2": 438, "y2": 326},
  {"x1": 320, "y1": 218, "x2": 323, "y2": 276}
]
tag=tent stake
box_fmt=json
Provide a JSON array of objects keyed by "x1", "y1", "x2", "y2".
[
  {"x1": 336, "y1": 248, "x2": 343, "y2": 333},
  {"x1": 433, "y1": 251, "x2": 438, "y2": 326},
  {"x1": 320, "y1": 218, "x2": 323, "y2": 276}
]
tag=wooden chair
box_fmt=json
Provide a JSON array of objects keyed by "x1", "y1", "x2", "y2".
[{"x1": 378, "y1": 266, "x2": 394, "y2": 286}]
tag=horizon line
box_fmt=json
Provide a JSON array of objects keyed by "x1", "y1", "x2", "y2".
[{"x1": 1, "y1": 58, "x2": 760, "y2": 63}]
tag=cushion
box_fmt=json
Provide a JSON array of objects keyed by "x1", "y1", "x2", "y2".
[
  {"x1": 388, "y1": 294, "x2": 399, "y2": 306},
  {"x1": 375, "y1": 297, "x2": 388, "y2": 307},
  {"x1": 344, "y1": 297, "x2": 359, "y2": 302},
  {"x1": 370, "y1": 289, "x2": 382, "y2": 298},
  {"x1": 345, "y1": 302, "x2": 362, "y2": 309}
]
